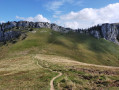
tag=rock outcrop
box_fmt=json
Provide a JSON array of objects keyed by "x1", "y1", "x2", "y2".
[
  {"x1": 0, "y1": 21, "x2": 72, "y2": 43},
  {"x1": 0, "y1": 21, "x2": 119, "y2": 45},
  {"x1": 101, "y1": 24, "x2": 119, "y2": 44},
  {"x1": 75, "y1": 23, "x2": 119, "y2": 45}
]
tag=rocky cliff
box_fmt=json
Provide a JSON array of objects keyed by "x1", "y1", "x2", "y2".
[
  {"x1": 75, "y1": 23, "x2": 119, "y2": 45},
  {"x1": 0, "y1": 21, "x2": 71, "y2": 43},
  {"x1": 0, "y1": 21, "x2": 119, "y2": 45}
]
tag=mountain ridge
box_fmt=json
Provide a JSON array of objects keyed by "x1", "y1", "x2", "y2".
[
  {"x1": 0, "y1": 27, "x2": 119, "y2": 89},
  {"x1": 0, "y1": 21, "x2": 119, "y2": 45}
]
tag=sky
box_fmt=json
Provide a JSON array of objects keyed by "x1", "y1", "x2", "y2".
[{"x1": 0, "y1": 0, "x2": 119, "y2": 29}]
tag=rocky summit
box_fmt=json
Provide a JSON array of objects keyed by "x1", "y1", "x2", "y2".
[{"x1": 0, "y1": 21, "x2": 119, "y2": 45}]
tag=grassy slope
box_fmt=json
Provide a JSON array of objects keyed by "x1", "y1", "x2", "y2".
[
  {"x1": 0, "y1": 28, "x2": 119, "y2": 89},
  {"x1": 0, "y1": 55, "x2": 58, "y2": 90},
  {"x1": 6, "y1": 28, "x2": 119, "y2": 67},
  {"x1": 35, "y1": 54, "x2": 119, "y2": 90}
]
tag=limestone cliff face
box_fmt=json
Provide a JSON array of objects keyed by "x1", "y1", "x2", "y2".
[
  {"x1": 75, "y1": 23, "x2": 119, "y2": 45},
  {"x1": 0, "y1": 21, "x2": 71, "y2": 43},
  {"x1": 0, "y1": 21, "x2": 119, "y2": 45},
  {"x1": 101, "y1": 24, "x2": 119, "y2": 44}
]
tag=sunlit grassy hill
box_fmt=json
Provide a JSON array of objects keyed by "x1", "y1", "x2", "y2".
[
  {"x1": 0, "y1": 28, "x2": 119, "y2": 89},
  {"x1": 1, "y1": 28, "x2": 118, "y2": 67}
]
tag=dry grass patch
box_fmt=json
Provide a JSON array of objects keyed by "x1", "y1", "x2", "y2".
[
  {"x1": 0, "y1": 54, "x2": 58, "y2": 90},
  {"x1": 35, "y1": 54, "x2": 119, "y2": 70},
  {"x1": 35, "y1": 54, "x2": 119, "y2": 90}
]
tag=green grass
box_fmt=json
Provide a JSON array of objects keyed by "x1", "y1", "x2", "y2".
[
  {"x1": 5, "y1": 28, "x2": 119, "y2": 66},
  {"x1": 35, "y1": 56, "x2": 119, "y2": 90},
  {"x1": 0, "y1": 55, "x2": 58, "y2": 90},
  {"x1": 0, "y1": 69, "x2": 57, "y2": 90},
  {"x1": 0, "y1": 27, "x2": 119, "y2": 90}
]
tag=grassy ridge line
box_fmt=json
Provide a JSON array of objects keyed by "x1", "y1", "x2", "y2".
[
  {"x1": 1, "y1": 28, "x2": 119, "y2": 66},
  {"x1": 35, "y1": 54, "x2": 119, "y2": 69}
]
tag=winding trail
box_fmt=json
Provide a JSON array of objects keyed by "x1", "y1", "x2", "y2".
[
  {"x1": 50, "y1": 72, "x2": 62, "y2": 90},
  {"x1": 35, "y1": 54, "x2": 119, "y2": 89},
  {"x1": 36, "y1": 60, "x2": 62, "y2": 90}
]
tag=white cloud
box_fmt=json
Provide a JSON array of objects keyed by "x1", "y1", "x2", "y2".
[
  {"x1": 53, "y1": 15, "x2": 58, "y2": 18},
  {"x1": 46, "y1": 1, "x2": 63, "y2": 11},
  {"x1": 45, "y1": 0, "x2": 76, "y2": 15},
  {"x1": 62, "y1": 0, "x2": 74, "y2": 3},
  {"x1": 0, "y1": 21, "x2": 5, "y2": 24},
  {"x1": 46, "y1": 0, "x2": 74, "y2": 10},
  {"x1": 54, "y1": 11, "x2": 63, "y2": 15},
  {"x1": 58, "y1": 3, "x2": 119, "y2": 29},
  {"x1": 72, "y1": 0, "x2": 83, "y2": 6},
  {"x1": 64, "y1": 21, "x2": 82, "y2": 29},
  {"x1": 16, "y1": 14, "x2": 50, "y2": 23}
]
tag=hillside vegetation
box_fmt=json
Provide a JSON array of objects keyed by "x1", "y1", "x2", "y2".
[
  {"x1": 0, "y1": 28, "x2": 119, "y2": 89},
  {"x1": 3, "y1": 28, "x2": 119, "y2": 67}
]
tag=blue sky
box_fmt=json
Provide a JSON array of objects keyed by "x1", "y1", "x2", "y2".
[{"x1": 0, "y1": 0, "x2": 119, "y2": 28}]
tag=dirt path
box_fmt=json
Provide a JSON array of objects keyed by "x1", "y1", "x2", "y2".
[
  {"x1": 36, "y1": 60, "x2": 62, "y2": 90},
  {"x1": 50, "y1": 72, "x2": 62, "y2": 90},
  {"x1": 0, "y1": 72, "x2": 18, "y2": 76},
  {"x1": 35, "y1": 54, "x2": 119, "y2": 69},
  {"x1": 35, "y1": 54, "x2": 119, "y2": 89}
]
